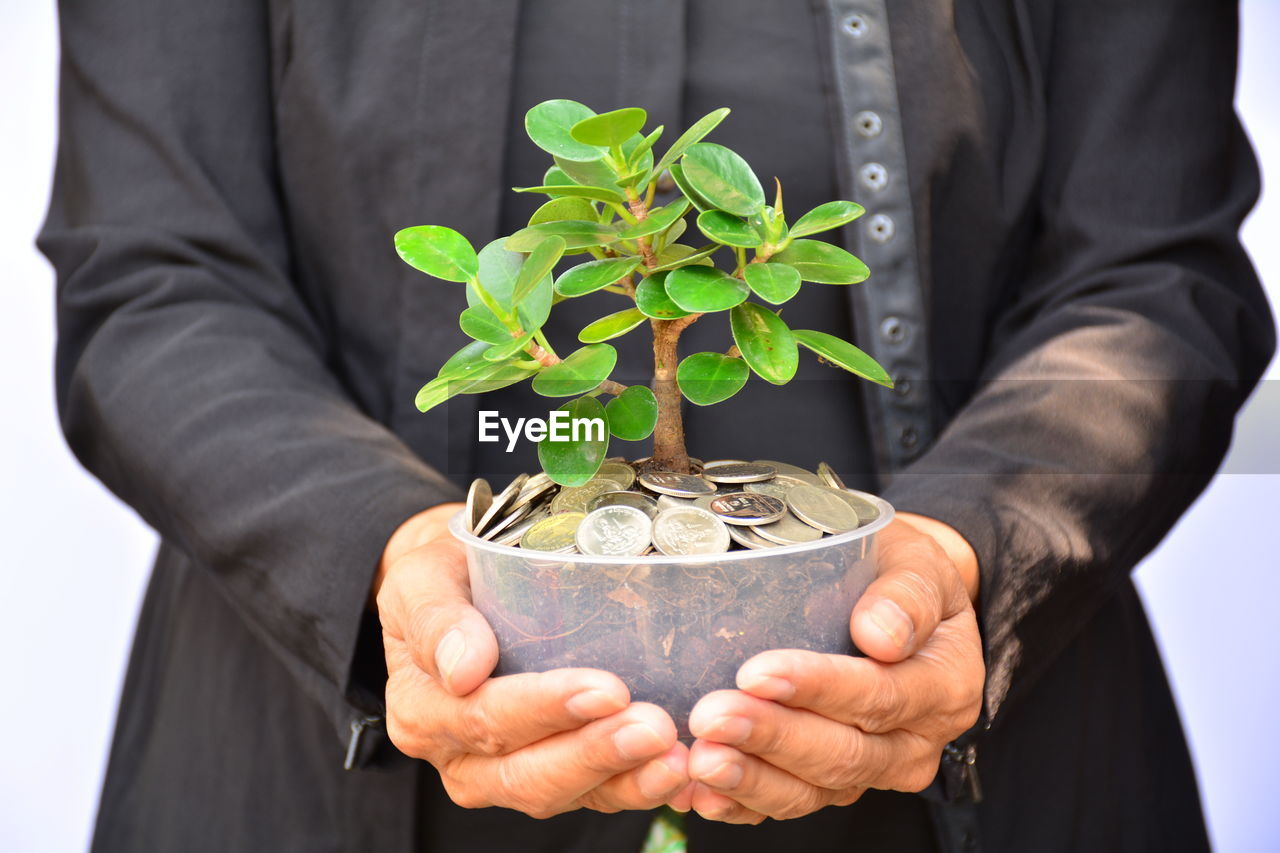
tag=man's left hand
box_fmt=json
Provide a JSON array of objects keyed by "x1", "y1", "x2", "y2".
[{"x1": 682, "y1": 517, "x2": 985, "y2": 823}]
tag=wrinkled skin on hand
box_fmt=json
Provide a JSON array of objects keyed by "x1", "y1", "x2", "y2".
[
  {"x1": 375, "y1": 504, "x2": 694, "y2": 817},
  {"x1": 680, "y1": 517, "x2": 985, "y2": 823}
]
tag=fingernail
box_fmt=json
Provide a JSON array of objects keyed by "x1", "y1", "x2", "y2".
[
  {"x1": 565, "y1": 689, "x2": 625, "y2": 720},
  {"x1": 614, "y1": 723, "x2": 667, "y2": 760},
  {"x1": 636, "y1": 756, "x2": 685, "y2": 799},
  {"x1": 435, "y1": 628, "x2": 466, "y2": 682},
  {"x1": 706, "y1": 715, "x2": 752, "y2": 745},
  {"x1": 703, "y1": 761, "x2": 744, "y2": 790},
  {"x1": 736, "y1": 670, "x2": 796, "y2": 701},
  {"x1": 868, "y1": 598, "x2": 914, "y2": 649}
]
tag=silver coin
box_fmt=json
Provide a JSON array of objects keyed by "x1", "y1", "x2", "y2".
[
  {"x1": 521, "y1": 511, "x2": 586, "y2": 552},
  {"x1": 550, "y1": 477, "x2": 620, "y2": 514},
  {"x1": 692, "y1": 493, "x2": 719, "y2": 512},
  {"x1": 656, "y1": 494, "x2": 695, "y2": 511},
  {"x1": 480, "y1": 499, "x2": 532, "y2": 541},
  {"x1": 576, "y1": 505, "x2": 653, "y2": 556},
  {"x1": 701, "y1": 461, "x2": 777, "y2": 484},
  {"x1": 752, "y1": 460, "x2": 824, "y2": 485},
  {"x1": 816, "y1": 461, "x2": 847, "y2": 491},
  {"x1": 510, "y1": 472, "x2": 556, "y2": 512},
  {"x1": 743, "y1": 479, "x2": 793, "y2": 501},
  {"x1": 727, "y1": 523, "x2": 775, "y2": 550},
  {"x1": 595, "y1": 460, "x2": 637, "y2": 491},
  {"x1": 752, "y1": 510, "x2": 825, "y2": 545},
  {"x1": 786, "y1": 484, "x2": 860, "y2": 534},
  {"x1": 652, "y1": 506, "x2": 731, "y2": 556},
  {"x1": 708, "y1": 492, "x2": 787, "y2": 526},
  {"x1": 638, "y1": 471, "x2": 717, "y2": 497},
  {"x1": 589, "y1": 490, "x2": 659, "y2": 518},
  {"x1": 474, "y1": 473, "x2": 528, "y2": 535},
  {"x1": 495, "y1": 508, "x2": 548, "y2": 546},
  {"x1": 833, "y1": 489, "x2": 881, "y2": 524},
  {"x1": 465, "y1": 478, "x2": 492, "y2": 534}
]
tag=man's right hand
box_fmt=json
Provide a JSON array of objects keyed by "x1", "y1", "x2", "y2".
[{"x1": 374, "y1": 503, "x2": 691, "y2": 817}]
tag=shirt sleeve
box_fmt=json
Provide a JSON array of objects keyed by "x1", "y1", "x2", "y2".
[
  {"x1": 39, "y1": 0, "x2": 458, "y2": 753},
  {"x1": 883, "y1": 0, "x2": 1275, "y2": 725}
]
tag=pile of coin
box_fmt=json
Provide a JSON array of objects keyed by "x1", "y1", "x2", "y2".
[{"x1": 463, "y1": 458, "x2": 882, "y2": 557}]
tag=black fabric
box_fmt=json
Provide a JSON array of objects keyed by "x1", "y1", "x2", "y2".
[{"x1": 39, "y1": 0, "x2": 1271, "y2": 851}]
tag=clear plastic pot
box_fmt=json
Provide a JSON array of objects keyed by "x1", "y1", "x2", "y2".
[{"x1": 449, "y1": 492, "x2": 894, "y2": 736}]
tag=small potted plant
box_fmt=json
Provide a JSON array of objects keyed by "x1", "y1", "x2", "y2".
[{"x1": 394, "y1": 101, "x2": 895, "y2": 734}]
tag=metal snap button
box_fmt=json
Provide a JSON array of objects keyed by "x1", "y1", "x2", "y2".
[
  {"x1": 859, "y1": 162, "x2": 888, "y2": 191},
  {"x1": 880, "y1": 316, "x2": 907, "y2": 343},
  {"x1": 899, "y1": 426, "x2": 919, "y2": 450},
  {"x1": 867, "y1": 213, "x2": 895, "y2": 243},
  {"x1": 854, "y1": 110, "x2": 882, "y2": 138},
  {"x1": 844, "y1": 14, "x2": 868, "y2": 37}
]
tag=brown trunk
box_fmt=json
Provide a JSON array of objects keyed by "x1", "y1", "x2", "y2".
[{"x1": 649, "y1": 317, "x2": 693, "y2": 473}]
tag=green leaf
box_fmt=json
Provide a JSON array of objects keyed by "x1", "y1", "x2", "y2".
[
  {"x1": 793, "y1": 329, "x2": 893, "y2": 387},
  {"x1": 668, "y1": 163, "x2": 717, "y2": 213},
  {"x1": 570, "y1": 107, "x2": 648, "y2": 148},
  {"x1": 394, "y1": 225, "x2": 478, "y2": 282},
  {"x1": 651, "y1": 243, "x2": 719, "y2": 272},
  {"x1": 529, "y1": 197, "x2": 597, "y2": 226},
  {"x1": 665, "y1": 265, "x2": 750, "y2": 313},
  {"x1": 635, "y1": 272, "x2": 691, "y2": 319},
  {"x1": 505, "y1": 221, "x2": 620, "y2": 252},
  {"x1": 730, "y1": 302, "x2": 798, "y2": 385},
  {"x1": 513, "y1": 236, "x2": 565, "y2": 304},
  {"x1": 788, "y1": 200, "x2": 866, "y2": 239},
  {"x1": 696, "y1": 210, "x2": 763, "y2": 248},
  {"x1": 771, "y1": 239, "x2": 870, "y2": 284},
  {"x1": 471, "y1": 241, "x2": 553, "y2": 331},
  {"x1": 743, "y1": 262, "x2": 802, "y2": 305},
  {"x1": 538, "y1": 395, "x2": 610, "y2": 487},
  {"x1": 514, "y1": 184, "x2": 626, "y2": 204},
  {"x1": 579, "y1": 307, "x2": 648, "y2": 343},
  {"x1": 655, "y1": 217, "x2": 687, "y2": 252},
  {"x1": 555, "y1": 257, "x2": 643, "y2": 297},
  {"x1": 676, "y1": 353, "x2": 749, "y2": 406},
  {"x1": 459, "y1": 306, "x2": 512, "y2": 344},
  {"x1": 617, "y1": 198, "x2": 692, "y2": 240},
  {"x1": 604, "y1": 385, "x2": 658, "y2": 440},
  {"x1": 543, "y1": 166, "x2": 575, "y2": 187},
  {"x1": 438, "y1": 339, "x2": 496, "y2": 380},
  {"x1": 416, "y1": 359, "x2": 541, "y2": 413},
  {"x1": 554, "y1": 155, "x2": 619, "y2": 188},
  {"x1": 629, "y1": 125, "x2": 665, "y2": 175},
  {"x1": 653, "y1": 107, "x2": 731, "y2": 183},
  {"x1": 679, "y1": 143, "x2": 765, "y2": 217},
  {"x1": 531, "y1": 343, "x2": 618, "y2": 397},
  {"x1": 525, "y1": 99, "x2": 605, "y2": 161},
  {"x1": 483, "y1": 329, "x2": 536, "y2": 361}
]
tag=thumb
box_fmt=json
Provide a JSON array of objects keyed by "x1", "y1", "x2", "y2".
[
  {"x1": 379, "y1": 535, "x2": 499, "y2": 696},
  {"x1": 851, "y1": 522, "x2": 968, "y2": 662}
]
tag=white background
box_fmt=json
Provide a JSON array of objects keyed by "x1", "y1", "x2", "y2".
[{"x1": 2, "y1": 4, "x2": 1277, "y2": 851}]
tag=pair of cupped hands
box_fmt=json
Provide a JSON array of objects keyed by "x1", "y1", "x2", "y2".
[{"x1": 374, "y1": 501, "x2": 984, "y2": 824}]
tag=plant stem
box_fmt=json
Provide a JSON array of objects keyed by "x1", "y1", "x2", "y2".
[{"x1": 649, "y1": 314, "x2": 699, "y2": 473}]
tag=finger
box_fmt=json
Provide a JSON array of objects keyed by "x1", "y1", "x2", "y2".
[
  {"x1": 576, "y1": 742, "x2": 691, "y2": 813},
  {"x1": 688, "y1": 689, "x2": 935, "y2": 791},
  {"x1": 735, "y1": 647, "x2": 980, "y2": 734},
  {"x1": 666, "y1": 780, "x2": 697, "y2": 813},
  {"x1": 688, "y1": 740, "x2": 864, "y2": 821},
  {"x1": 381, "y1": 537, "x2": 498, "y2": 695},
  {"x1": 689, "y1": 781, "x2": 767, "y2": 825},
  {"x1": 850, "y1": 524, "x2": 969, "y2": 662},
  {"x1": 386, "y1": 660, "x2": 630, "y2": 760},
  {"x1": 446, "y1": 702, "x2": 678, "y2": 817}
]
